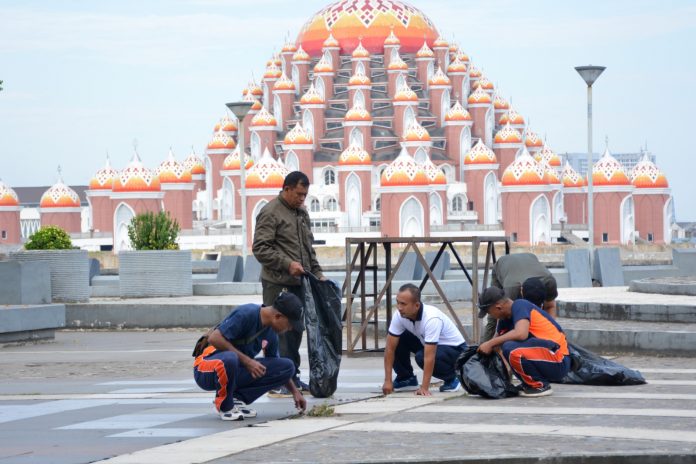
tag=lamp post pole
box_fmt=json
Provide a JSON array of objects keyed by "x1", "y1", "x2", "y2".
[
  {"x1": 226, "y1": 102, "x2": 253, "y2": 264},
  {"x1": 575, "y1": 65, "x2": 605, "y2": 260}
]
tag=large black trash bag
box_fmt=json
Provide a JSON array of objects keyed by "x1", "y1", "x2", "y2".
[
  {"x1": 560, "y1": 342, "x2": 646, "y2": 386},
  {"x1": 302, "y1": 273, "x2": 342, "y2": 398},
  {"x1": 456, "y1": 346, "x2": 519, "y2": 399}
]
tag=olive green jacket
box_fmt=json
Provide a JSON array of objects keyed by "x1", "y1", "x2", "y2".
[{"x1": 252, "y1": 194, "x2": 324, "y2": 286}]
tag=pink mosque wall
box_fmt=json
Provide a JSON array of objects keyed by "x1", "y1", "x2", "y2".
[
  {"x1": 0, "y1": 211, "x2": 21, "y2": 244},
  {"x1": 592, "y1": 191, "x2": 630, "y2": 245},
  {"x1": 634, "y1": 193, "x2": 670, "y2": 244},
  {"x1": 40, "y1": 211, "x2": 81, "y2": 234}
]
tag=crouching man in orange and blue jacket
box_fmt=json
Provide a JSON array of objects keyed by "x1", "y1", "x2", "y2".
[{"x1": 193, "y1": 292, "x2": 307, "y2": 420}]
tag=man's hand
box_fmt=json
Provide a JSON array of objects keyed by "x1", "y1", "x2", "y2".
[
  {"x1": 477, "y1": 340, "x2": 495, "y2": 355},
  {"x1": 288, "y1": 261, "x2": 305, "y2": 277},
  {"x1": 382, "y1": 380, "x2": 394, "y2": 396},
  {"x1": 415, "y1": 385, "x2": 431, "y2": 396},
  {"x1": 294, "y1": 391, "x2": 307, "y2": 412},
  {"x1": 243, "y1": 358, "x2": 267, "y2": 379}
]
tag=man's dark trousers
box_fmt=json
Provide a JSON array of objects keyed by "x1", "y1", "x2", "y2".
[
  {"x1": 393, "y1": 331, "x2": 465, "y2": 382},
  {"x1": 262, "y1": 280, "x2": 305, "y2": 378}
]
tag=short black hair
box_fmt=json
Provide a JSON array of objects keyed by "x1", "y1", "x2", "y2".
[
  {"x1": 398, "y1": 283, "x2": 421, "y2": 303},
  {"x1": 283, "y1": 171, "x2": 310, "y2": 189}
]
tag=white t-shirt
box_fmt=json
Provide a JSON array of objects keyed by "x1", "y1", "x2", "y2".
[{"x1": 388, "y1": 304, "x2": 465, "y2": 346}]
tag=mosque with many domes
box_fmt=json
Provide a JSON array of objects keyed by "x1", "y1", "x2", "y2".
[{"x1": 0, "y1": 0, "x2": 674, "y2": 251}]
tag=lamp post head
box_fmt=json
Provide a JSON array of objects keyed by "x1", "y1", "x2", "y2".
[
  {"x1": 225, "y1": 101, "x2": 254, "y2": 121},
  {"x1": 575, "y1": 65, "x2": 606, "y2": 87}
]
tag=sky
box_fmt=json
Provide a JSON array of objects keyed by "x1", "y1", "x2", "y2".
[{"x1": 1, "y1": 0, "x2": 695, "y2": 220}]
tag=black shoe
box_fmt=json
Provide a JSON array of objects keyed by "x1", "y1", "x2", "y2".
[
  {"x1": 294, "y1": 378, "x2": 310, "y2": 392},
  {"x1": 519, "y1": 384, "x2": 553, "y2": 397}
]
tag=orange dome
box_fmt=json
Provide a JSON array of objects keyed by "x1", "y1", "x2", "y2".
[
  {"x1": 465, "y1": 140, "x2": 497, "y2": 165},
  {"x1": 223, "y1": 148, "x2": 254, "y2": 171},
  {"x1": 562, "y1": 162, "x2": 586, "y2": 188},
  {"x1": 524, "y1": 128, "x2": 544, "y2": 149},
  {"x1": 263, "y1": 62, "x2": 282, "y2": 80},
  {"x1": 445, "y1": 100, "x2": 472, "y2": 122},
  {"x1": 416, "y1": 41, "x2": 434, "y2": 59},
  {"x1": 545, "y1": 165, "x2": 561, "y2": 185},
  {"x1": 113, "y1": 153, "x2": 161, "y2": 192},
  {"x1": 214, "y1": 113, "x2": 238, "y2": 133},
  {"x1": 207, "y1": 129, "x2": 236, "y2": 150},
  {"x1": 447, "y1": 56, "x2": 467, "y2": 74},
  {"x1": 448, "y1": 43, "x2": 459, "y2": 55},
  {"x1": 246, "y1": 148, "x2": 289, "y2": 189},
  {"x1": 501, "y1": 149, "x2": 548, "y2": 186},
  {"x1": 469, "y1": 65, "x2": 482, "y2": 79},
  {"x1": 184, "y1": 150, "x2": 206, "y2": 175},
  {"x1": 394, "y1": 83, "x2": 418, "y2": 103},
  {"x1": 477, "y1": 76, "x2": 494, "y2": 91},
  {"x1": 297, "y1": 1, "x2": 439, "y2": 56},
  {"x1": 493, "y1": 94, "x2": 509, "y2": 110},
  {"x1": 89, "y1": 157, "x2": 116, "y2": 190},
  {"x1": 300, "y1": 83, "x2": 325, "y2": 105},
  {"x1": 631, "y1": 156, "x2": 669, "y2": 188},
  {"x1": 468, "y1": 85, "x2": 491, "y2": 105},
  {"x1": 40, "y1": 180, "x2": 81, "y2": 208},
  {"x1": 432, "y1": 36, "x2": 448, "y2": 49},
  {"x1": 0, "y1": 180, "x2": 20, "y2": 206},
  {"x1": 352, "y1": 40, "x2": 370, "y2": 59},
  {"x1": 494, "y1": 123, "x2": 523, "y2": 144},
  {"x1": 456, "y1": 50, "x2": 470, "y2": 63},
  {"x1": 247, "y1": 81, "x2": 263, "y2": 97},
  {"x1": 403, "y1": 121, "x2": 431, "y2": 143},
  {"x1": 339, "y1": 143, "x2": 372, "y2": 166},
  {"x1": 429, "y1": 67, "x2": 451, "y2": 86},
  {"x1": 345, "y1": 104, "x2": 372, "y2": 122},
  {"x1": 293, "y1": 46, "x2": 311, "y2": 62},
  {"x1": 535, "y1": 145, "x2": 562, "y2": 167},
  {"x1": 348, "y1": 70, "x2": 371, "y2": 86},
  {"x1": 282, "y1": 41, "x2": 298, "y2": 53},
  {"x1": 384, "y1": 28, "x2": 401, "y2": 46},
  {"x1": 323, "y1": 32, "x2": 340, "y2": 48},
  {"x1": 592, "y1": 149, "x2": 631, "y2": 186},
  {"x1": 387, "y1": 52, "x2": 408, "y2": 71},
  {"x1": 158, "y1": 149, "x2": 192, "y2": 183},
  {"x1": 499, "y1": 107, "x2": 525, "y2": 126},
  {"x1": 274, "y1": 73, "x2": 296, "y2": 91},
  {"x1": 284, "y1": 123, "x2": 314, "y2": 145},
  {"x1": 380, "y1": 149, "x2": 429, "y2": 187},
  {"x1": 314, "y1": 55, "x2": 334, "y2": 73},
  {"x1": 251, "y1": 106, "x2": 277, "y2": 128},
  {"x1": 249, "y1": 97, "x2": 263, "y2": 111},
  {"x1": 423, "y1": 157, "x2": 446, "y2": 185}
]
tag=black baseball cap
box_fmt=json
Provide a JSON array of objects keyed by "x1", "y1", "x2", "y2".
[
  {"x1": 477, "y1": 286, "x2": 506, "y2": 318},
  {"x1": 522, "y1": 277, "x2": 547, "y2": 307},
  {"x1": 273, "y1": 292, "x2": 304, "y2": 331}
]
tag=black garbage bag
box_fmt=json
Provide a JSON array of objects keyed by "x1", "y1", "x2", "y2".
[
  {"x1": 302, "y1": 273, "x2": 342, "y2": 398},
  {"x1": 560, "y1": 342, "x2": 646, "y2": 386},
  {"x1": 456, "y1": 345, "x2": 519, "y2": 399}
]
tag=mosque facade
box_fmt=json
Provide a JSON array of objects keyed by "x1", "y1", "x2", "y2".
[{"x1": 0, "y1": 1, "x2": 673, "y2": 249}]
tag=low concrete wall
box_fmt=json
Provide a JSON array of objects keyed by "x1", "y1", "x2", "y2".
[
  {"x1": 0, "y1": 261, "x2": 51, "y2": 305},
  {"x1": 66, "y1": 303, "x2": 231, "y2": 329},
  {"x1": 119, "y1": 250, "x2": 193, "y2": 298},
  {"x1": 11, "y1": 250, "x2": 90, "y2": 303},
  {"x1": 565, "y1": 328, "x2": 696, "y2": 357},
  {"x1": 194, "y1": 282, "x2": 263, "y2": 296},
  {"x1": 0, "y1": 304, "x2": 66, "y2": 343},
  {"x1": 557, "y1": 300, "x2": 696, "y2": 323}
]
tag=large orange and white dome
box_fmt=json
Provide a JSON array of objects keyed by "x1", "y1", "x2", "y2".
[
  {"x1": 499, "y1": 107, "x2": 525, "y2": 126},
  {"x1": 89, "y1": 156, "x2": 117, "y2": 190},
  {"x1": 113, "y1": 153, "x2": 161, "y2": 192},
  {"x1": 223, "y1": 148, "x2": 254, "y2": 171},
  {"x1": 592, "y1": 148, "x2": 630, "y2": 186},
  {"x1": 402, "y1": 120, "x2": 431, "y2": 143},
  {"x1": 464, "y1": 140, "x2": 497, "y2": 165},
  {"x1": 468, "y1": 85, "x2": 491, "y2": 105},
  {"x1": 283, "y1": 123, "x2": 314, "y2": 146},
  {"x1": 445, "y1": 100, "x2": 472, "y2": 123},
  {"x1": 158, "y1": 149, "x2": 192, "y2": 183},
  {"x1": 184, "y1": 150, "x2": 206, "y2": 175},
  {"x1": 345, "y1": 104, "x2": 372, "y2": 122},
  {"x1": 423, "y1": 157, "x2": 446, "y2": 185},
  {"x1": 524, "y1": 128, "x2": 543, "y2": 149},
  {"x1": 0, "y1": 179, "x2": 20, "y2": 207},
  {"x1": 339, "y1": 143, "x2": 372, "y2": 166},
  {"x1": 207, "y1": 129, "x2": 236, "y2": 150},
  {"x1": 494, "y1": 122, "x2": 523, "y2": 144},
  {"x1": 534, "y1": 144, "x2": 562, "y2": 168},
  {"x1": 296, "y1": 1, "x2": 439, "y2": 56},
  {"x1": 631, "y1": 155, "x2": 669, "y2": 188},
  {"x1": 250, "y1": 106, "x2": 278, "y2": 128},
  {"x1": 561, "y1": 162, "x2": 586, "y2": 188},
  {"x1": 300, "y1": 83, "x2": 325, "y2": 105},
  {"x1": 214, "y1": 114, "x2": 238, "y2": 133},
  {"x1": 40, "y1": 177, "x2": 82, "y2": 208},
  {"x1": 246, "y1": 148, "x2": 290, "y2": 189},
  {"x1": 501, "y1": 148, "x2": 548, "y2": 186},
  {"x1": 381, "y1": 149, "x2": 429, "y2": 187}
]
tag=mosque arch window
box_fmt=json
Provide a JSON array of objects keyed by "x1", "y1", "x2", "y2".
[
  {"x1": 461, "y1": 75, "x2": 470, "y2": 102},
  {"x1": 530, "y1": 194, "x2": 551, "y2": 245},
  {"x1": 325, "y1": 196, "x2": 338, "y2": 212},
  {"x1": 323, "y1": 167, "x2": 336, "y2": 186},
  {"x1": 430, "y1": 192, "x2": 443, "y2": 226},
  {"x1": 459, "y1": 126, "x2": 472, "y2": 181},
  {"x1": 303, "y1": 110, "x2": 314, "y2": 143},
  {"x1": 375, "y1": 197, "x2": 381, "y2": 212},
  {"x1": 1, "y1": 231, "x2": 6, "y2": 240},
  {"x1": 292, "y1": 65, "x2": 300, "y2": 96},
  {"x1": 309, "y1": 197, "x2": 320, "y2": 213},
  {"x1": 391, "y1": 48, "x2": 400, "y2": 63},
  {"x1": 250, "y1": 132, "x2": 261, "y2": 159},
  {"x1": 350, "y1": 127, "x2": 364, "y2": 148},
  {"x1": 400, "y1": 196, "x2": 424, "y2": 237},
  {"x1": 664, "y1": 198, "x2": 674, "y2": 245},
  {"x1": 441, "y1": 164, "x2": 455, "y2": 183},
  {"x1": 204, "y1": 156, "x2": 213, "y2": 220},
  {"x1": 484, "y1": 171, "x2": 498, "y2": 225},
  {"x1": 414, "y1": 147, "x2": 427, "y2": 165},
  {"x1": 316, "y1": 77, "x2": 326, "y2": 102},
  {"x1": 221, "y1": 177, "x2": 235, "y2": 220},
  {"x1": 441, "y1": 89, "x2": 451, "y2": 126},
  {"x1": 484, "y1": 106, "x2": 494, "y2": 147},
  {"x1": 346, "y1": 173, "x2": 362, "y2": 228},
  {"x1": 451, "y1": 194, "x2": 465, "y2": 214},
  {"x1": 323, "y1": 49, "x2": 333, "y2": 68},
  {"x1": 263, "y1": 83, "x2": 270, "y2": 108},
  {"x1": 404, "y1": 106, "x2": 416, "y2": 133},
  {"x1": 285, "y1": 151, "x2": 299, "y2": 172},
  {"x1": 396, "y1": 73, "x2": 407, "y2": 92},
  {"x1": 620, "y1": 195, "x2": 635, "y2": 245},
  {"x1": 274, "y1": 94, "x2": 283, "y2": 130},
  {"x1": 354, "y1": 89, "x2": 365, "y2": 109},
  {"x1": 427, "y1": 61, "x2": 434, "y2": 84},
  {"x1": 356, "y1": 61, "x2": 365, "y2": 76},
  {"x1": 553, "y1": 191, "x2": 564, "y2": 224},
  {"x1": 114, "y1": 202, "x2": 135, "y2": 253}
]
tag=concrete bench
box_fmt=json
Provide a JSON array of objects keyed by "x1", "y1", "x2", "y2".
[{"x1": 0, "y1": 304, "x2": 66, "y2": 343}]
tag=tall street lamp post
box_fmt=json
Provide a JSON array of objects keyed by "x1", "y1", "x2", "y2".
[
  {"x1": 574, "y1": 65, "x2": 605, "y2": 260},
  {"x1": 225, "y1": 101, "x2": 254, "y2": 264}
]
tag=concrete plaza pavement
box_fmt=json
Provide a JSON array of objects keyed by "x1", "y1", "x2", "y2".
[{"x1": 2, "y1": 330, "x2": 696, "y2": 463}]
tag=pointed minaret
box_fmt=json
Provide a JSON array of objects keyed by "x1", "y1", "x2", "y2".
[{"x1": 87, "y1": 154, "x2": 117, "y2": 233}]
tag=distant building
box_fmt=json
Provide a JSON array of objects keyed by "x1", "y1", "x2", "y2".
[{"x1": 565, "y1": 150, "x2": 656, "y2": 178}]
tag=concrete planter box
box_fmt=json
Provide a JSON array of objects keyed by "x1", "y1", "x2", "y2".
[
  {"x1": 10, "y1": 250, "x2": 90, "y2": 303},
  {"x1": 119, "y1": 250, "x2": 192, "y2": 298}
]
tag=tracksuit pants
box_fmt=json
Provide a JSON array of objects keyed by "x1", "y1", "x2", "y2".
[
  {"x1": 393, "y1": 331, "x2": 466, "y2": 382},
  {"x1": 262, "y1": 280, "x2": 305, "y2": 379},
  {"x1": 193, "y1": 350, "x2": 294, "y2": 412},
  {"x1": 502, "y1": 338, "x2": 571, "y2": 389}
]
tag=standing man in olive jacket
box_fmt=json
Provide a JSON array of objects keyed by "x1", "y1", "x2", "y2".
[{"x1": 252, "y1": 171, "x2": 325, "y2": 394}]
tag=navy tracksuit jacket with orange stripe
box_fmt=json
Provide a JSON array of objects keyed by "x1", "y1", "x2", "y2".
[{"x1": 496, "y1": 299, "x2": 571, "y2": 389}]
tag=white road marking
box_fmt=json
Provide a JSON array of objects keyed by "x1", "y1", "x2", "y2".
[
  {"x1": 108, "y1": 428, "x2": 216, "y2": 438},
  {"x1": 99, "y1": 380, "x2": 196, "y2": 386},
  {"x1": 642, "y1": 380, "x2": 696, "y2": 386},
  {"x1": 109, "y1": 388, "x2": 195, "y2": 394},
  {"x1": 415, "y1": 405, "x2": 696, "y2": 418},
  {"x1": 0, "y1": 399, "x2": 115, "y2": 424},
  {"x1": 59, "y1": 413, "x2": 204, "y2": 430},
  {"x1": 639, "y1": 368, "x2": 696, "y2": 374}
]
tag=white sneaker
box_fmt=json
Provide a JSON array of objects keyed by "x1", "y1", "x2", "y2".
[
  {"x1": 233, "y1": 399, "x2": 257, "y2": 418},
  {"x1": 219, "y1": 407, "x2": 244, "y2": 421}
]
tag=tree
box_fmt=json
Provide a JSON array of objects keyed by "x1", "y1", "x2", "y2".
[{"x1": 127, "y1": 211, "x2": 180, "y2": 250}]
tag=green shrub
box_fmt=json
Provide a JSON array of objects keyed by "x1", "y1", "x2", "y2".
[
  {"x1": 127, "y1": 211, "x2": 180, "y2": 250},
  {"x1": 25, "y1": 226, "x2": 73, "y2": 250}
]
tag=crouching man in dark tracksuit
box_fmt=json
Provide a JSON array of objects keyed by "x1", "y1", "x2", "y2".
[{"x1": 193, "y1": 292, "x2": 307, "y2": 420}]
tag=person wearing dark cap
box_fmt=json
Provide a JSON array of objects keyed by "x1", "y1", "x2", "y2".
[
  {"x1": 476, "y1": 286, "x2": 571, "y2": 397},
  {"x1": 482, "y1": 253, "x2": 559, "y2": 342},
  {"x1": 193, "y1": 292, "x2": 307, "y2": 420}
]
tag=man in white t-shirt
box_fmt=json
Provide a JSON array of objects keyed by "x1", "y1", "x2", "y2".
[{"x1": 382, "y1": 284, "x2": 467, "y2": 396}]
